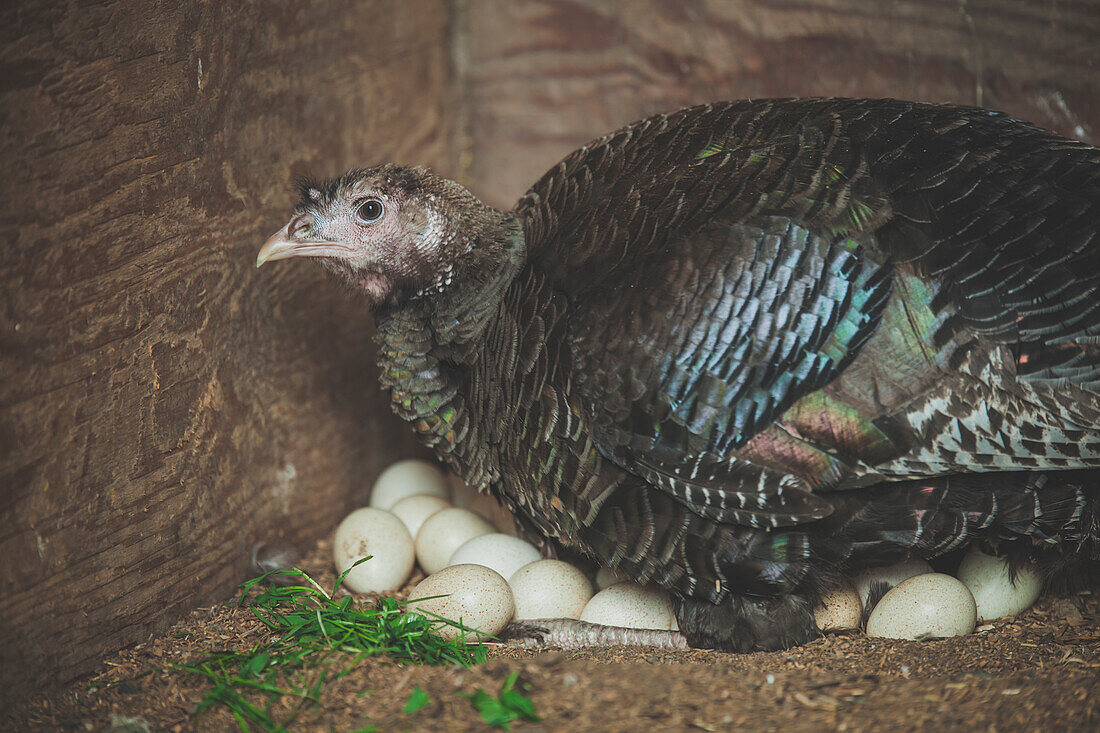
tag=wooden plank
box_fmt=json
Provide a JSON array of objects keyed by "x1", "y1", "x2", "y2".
[
  {"x1": 0, "y1": 0, "x2": 455, "y2": 700},
  {"x1": 457, "y1": 0, "x2": 1099, "y2": 208}
]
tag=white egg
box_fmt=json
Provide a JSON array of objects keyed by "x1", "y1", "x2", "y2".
[
  {"x1": 332, "y1": 508, "x2": 415, "y2": 593},
  {"x1": 390, "y1": 494, "x2": 452, "y2": 540},
  {"x1": 814, "y1": 581, "x2": 862, "y2": 632},
  {"x1": 866, "y1": 573, "x2": 977, "y2": 640},
  {"x1": 957, "y1": 546, "x2": 1042, "y2": 621},
  {"x1": 509, "y1": 560, "x2": 594, "y2": 620},
  {"x1": 580, "y1": 582, "x2": 679, "y2": 631},
  {"x1": 449, "y1": 476, "x2": 517, "y2": 535},
  {"x1": 853, "y1": 558, "x2": 934, "y2": 608},
  {"x1": 415, "y1": 507, "x2": 495, "y2": 574},
  {"x1": 448, "y1": 533, "x2": 542, "y2": 581},
  {"x1": 368, "y1": 459, "x2": 449, "y2": 510},
  {"x1": 406, "y1": 564, "x2": 515, "y2": 641},
  {"x1": 594, "y1": 566, "x2": 629, "y2": 590}
]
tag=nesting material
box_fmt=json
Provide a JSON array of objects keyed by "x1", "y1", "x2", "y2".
[
  {"x1": 813, "y1": 581, "x2": 862, "y2": 632},
  {"x1": 368, "y1": 459, "x2": 449, "y2": 510},
  {"x1": 332, "y1": 508, "x2": 415, "y2": 593},
  {"x1": 415, "y1": 507, "x2": 495, "y2": 574},
  {"x1": 406, "y1": 564, "x2": 515, "y2": 641},
  {"x1": 866, "y1": 573, "x2": 977, "y2": 640},
  {"x1": 580, "y1": 583, "x2": 679, "y2": 631},
  {"x1": 853, "y1": 558, "x2": 934, "y2": 607},
  {"x1": 390, "y1": 494, "x2": 452, "y2": 540},
  {"x1": 447, "y1": 533, "x2": 542, "y2": 581},
  {"x1": 509, "y1": 560, "x2": 594, "y2": 620},
  {"x1": 957, "y1": 545, "x2": 1043, "y2": 621}
]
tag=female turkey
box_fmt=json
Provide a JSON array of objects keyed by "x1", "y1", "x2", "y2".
[{"x1": 258, "y1": 98, "x2": 1099, "y2": 651}]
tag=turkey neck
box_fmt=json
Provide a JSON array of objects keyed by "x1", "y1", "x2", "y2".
[{"x1": 372, "y1": 212, "x2": 527, "y2": 482}]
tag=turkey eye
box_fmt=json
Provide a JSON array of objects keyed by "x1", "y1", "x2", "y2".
[{"x1": 355, "y1": 197, "x2": 384, "y2": 223}]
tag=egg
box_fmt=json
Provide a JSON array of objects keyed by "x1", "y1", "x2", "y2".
[
  {"x1": 853, "y1": 558, "x2": 934, "y2": 608},
  {"x1": 368, "y1": 459, "x2": 449, "y2": 510},
  {"x1": 509, "y1": 560, "x2": 594, "y2": 620},
  {"x1": 580, "y1": 582, "x2": 679, "y2": 631},
  {"x1": 956, "y1": 545, "x2": 1043, "y2": 621},
  {"x1": 449, "y1": 476, "x2": 518, "y2": 535},
  {"x1": 813, "y1": 581, "x2": 862, "y2": 632},
  {"x1": 332, "y1": 508, "x2": 415, "y2": 593},
  {"x1": 594, "y1": 566, "x2": 629, "y2": 590},
  {"x1": 447, "y1": 533, "x2": 542, "y2": 581},
  {"x1": 390, "y1": 494, "x2": 452, "y2": 540},
  {"x1": 415, "y1": 507, "x2": 496, "y2": 574},
  {"x1": 865, "y1": 573, "x2": 977, "y2": 640},
  {"x1": 406, "y1": 564, "x2": 515, "y2": 641}
]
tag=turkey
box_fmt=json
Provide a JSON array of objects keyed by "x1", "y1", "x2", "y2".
[{"x1": 257, "y1": 98, "x2": 1099, "y2": 651}]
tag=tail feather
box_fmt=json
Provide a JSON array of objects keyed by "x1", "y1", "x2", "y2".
[
  {"x1": 816, "y1": 469, "x2": 1099, "y2": 569},
  {"x1": 575, "y1": 468, "x2": 1095, "y2": 605}
]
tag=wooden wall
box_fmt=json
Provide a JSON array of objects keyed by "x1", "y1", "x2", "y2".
[
  {"x1": 0, "y1": 1, "x2": 453, "y2": 700},
  {"x1": 2, "y1": 0, "x2": 1097, "y2": 703},
  {"x1": 456, "y1": 0, "x2": 1099, "y2": 208}
]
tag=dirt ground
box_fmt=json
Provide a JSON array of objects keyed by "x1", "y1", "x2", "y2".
[{"x1": 11, "y1": 539, "x2": 1099, "y2": 733}]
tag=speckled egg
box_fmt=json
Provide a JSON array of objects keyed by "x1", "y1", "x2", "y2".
[
  {"x1": 368, "y1": 459, "x2": 450, "y2": 511},
  {"x1": 406, "y1": 563, "x2": 515, "y2": 641},
  {"x1": 509, "y1": 560, "x2": 594, "y2": 620},
  {"x1": 854, "y1": 558, "x2": 934, "y2": 608},
  {"x1": 449, "y1": 476, "x2": 518, "y2": 535},
  {"x1": 866, "y1": 573, "x2": 977, "y2": 640},
  {"x1": 580, "y1": 583, "x2": 679, "y2": 631},
  {"x1": 957, "y1": 545, "x2": 1043, "y2": 621},
  {"x1": 332, "y1": 508, "x2": 415, "y2": 593},
  {"x1": 447, "y1": 533, "x2": 542, "y2": 581},
  {"x1": 390, "y1": 494, "x2": 452, "y2": 540},
  {"x1": 594, "y1": 566, "x2": 629, "y2": 590},
  {"x1": 813, "y1": 581, "x2": 863, "y2": 632},
  {"x1": 415, "y1": 507, "x2": 495, "y2": 574}
]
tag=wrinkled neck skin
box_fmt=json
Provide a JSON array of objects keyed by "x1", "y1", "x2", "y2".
[{"x1": 372, "y1": 212, "x2": 526, "y2": 478}]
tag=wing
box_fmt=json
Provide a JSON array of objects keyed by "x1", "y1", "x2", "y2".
[
  {"x1": 566, "y1": 214, "x2": 893, "y2": 528},
  {"x1": 515, "y1": 98, "x2": 1100, "y2": 528}
]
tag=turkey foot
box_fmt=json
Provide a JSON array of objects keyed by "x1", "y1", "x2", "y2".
[{"x1": 499, "y1": 619, "x2": 689, "y2": 650}]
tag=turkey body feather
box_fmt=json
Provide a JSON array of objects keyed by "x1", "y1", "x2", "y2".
[
  {"x1": 511, "y1": 98, "x2": 1100, "y2": 527},
  {"x1": 506, "y1": 100, "x2": 1098, "y2": 646}
]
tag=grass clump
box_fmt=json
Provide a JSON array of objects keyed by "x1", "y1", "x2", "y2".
[
  {"x1": 174, "y1": 559, "x2": 488, "y2": 731},
  {"x1": 462, "y1": 671, "x2": 540, "y2": 730},
  {"x1": 403, "y1": 686, "x2": 431, "y2": 715}
]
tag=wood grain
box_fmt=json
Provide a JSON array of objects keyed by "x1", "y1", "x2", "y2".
[
  {"x1": 0, "y1": 0, "x2": 453, "y2": 700},
  {"x1": 457, "y1": 0, "x2": 1100, "y2": 208}
]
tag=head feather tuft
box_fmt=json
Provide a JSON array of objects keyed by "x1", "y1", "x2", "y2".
[{"x1": 293, "y1": 174, "x2": 325, "y2": 209}]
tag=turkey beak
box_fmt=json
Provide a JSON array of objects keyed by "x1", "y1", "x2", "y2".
[{"x1": 256, "y1": 213, "x2": 354, "y2": 267}]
